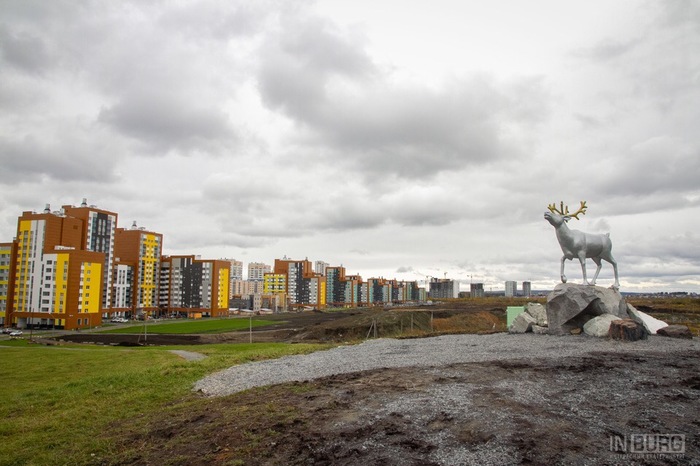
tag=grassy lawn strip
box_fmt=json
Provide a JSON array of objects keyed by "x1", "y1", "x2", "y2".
[
  {"x1": 99, "y1": 317, "x2": 277, "y2": 334},
  {"x1": 0, "y1": 341, "x2": 334, "y2": 465}
]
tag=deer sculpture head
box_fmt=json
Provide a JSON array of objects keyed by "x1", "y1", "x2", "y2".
[{"x1": 544, "y1": 200, "x2": 587, "y2": 227}]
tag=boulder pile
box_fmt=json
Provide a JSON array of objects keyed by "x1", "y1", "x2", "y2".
[{"x1": 508, "y1": 283, "x2": 692, "y2": 341}]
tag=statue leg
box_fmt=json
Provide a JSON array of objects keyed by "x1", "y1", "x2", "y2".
[
  {"x1": 607, "y1": 255, "x2": 620, "y2": 289},
  {"x1": 578, "y1": 253, "x2": 589, "y2": 285},
  {"x1": 560, "y1": 256, "x2": 567, "y2": 283},
  {"x1": 590, "y1": 257, "x2": 602, "y2": 285}
]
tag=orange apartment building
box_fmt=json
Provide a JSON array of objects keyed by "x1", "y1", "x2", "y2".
[
  {"x1": 112, "y1": 222, "x2": 163, "y2": 318},
  {"x1": 62, "y1": 199, "x2": 118, "y2": 314},
  {"x1": 10, "y1": 208, "x2": 104, "y2": 330}
]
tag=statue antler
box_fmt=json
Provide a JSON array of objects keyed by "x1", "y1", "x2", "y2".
[{"x1": 547, "y1": 201, "x2": 587, "y2": 220}]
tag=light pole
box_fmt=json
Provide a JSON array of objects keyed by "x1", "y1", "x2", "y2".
[{"x1": 140, "y1": 309, "x2": 147, "y2": 343}]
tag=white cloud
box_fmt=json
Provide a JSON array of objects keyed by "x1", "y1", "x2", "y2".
[{"x1": 0, "y1": 0, "x2": 698, "y2": 293}]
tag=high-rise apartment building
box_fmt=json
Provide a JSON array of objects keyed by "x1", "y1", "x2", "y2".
[
  {"x1": 263, "y1": 273, "x2": 286, "y2": 295},
  {"x1": 315, "y1": 261, "x2": 329, "y2": 276},
  {"x1": 470, "y1": 283, "x2": 485, "y2": 298},
  {"x1": 522, "y1": 281, "x2": 531, "y2": 298},
  {"x1": 325, "y1": 266, "x2": 345, "y2": 306},
  {"x1": 12, "y1": 208, "x2": 103, "y2": 330},
  {"x1": 344, "y1": 274, "x2": 362, "y2": 306},
  {"x1": 0, "y1": 241, "x2": 17, "y2": 326},
  {"x1": 112, "y1": 261, "x2": 133, "y2": 315},
  {"x1": 62, "y1": 199, "x2": 117, "y2": 312},
  {"x1": 160, "y1": 255, "x2": 230, "y2": 317},
  {"x1": 226, "y1": 259, "x2": 243, "y2": 280},
  {"x1": 398, "y1": 281, "x2": 420, "y2": 302},
  {"x1": 428, "y1": 278, "x2": 460, "y2": 299},
  {"x1": 224, "y1": 260, "x2": 244, "y2": 299},
  {"x1": 232, "y1": 279, "x2": 264, "y2": 296},
  {"x1": 325, "y1": 267, "x2": 366, "y2": 307},
  {"x1": 113, "y1": 222, "x2": 163, "y2": 317},
  {"x1": 505, "y1": 281, "x2": 517, "y2": 297},
  {"x1": 273, "y1": 258, "x2": 326, "y2": 308},
  {"x1": 367, "y1": 277, "x2": 390, "y2": 304},
  {"x1": 248, "y1": 262, "x2": 271, "y2": 281}
]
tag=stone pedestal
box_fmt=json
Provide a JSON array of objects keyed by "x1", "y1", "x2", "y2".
[{"x1": 546, "y1": 283, "x2": 628, "y2": 336}]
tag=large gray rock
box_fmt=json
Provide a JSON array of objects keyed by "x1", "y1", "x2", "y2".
[
  {"x1": 546, "y1": 284, "x2": 628, "y2": 336},
  {"x1": 509, "y1": 312, "x2": 537, "y2": 333},
  {"x1": 583, "y1": 314, "x2": 620, "y2": 338},
  {"x1": 627, "y1": 304, "x2": 667, "y2": 335},
  {"x1": 526, "y1": 302, "x2": 548, "y2": 327}
]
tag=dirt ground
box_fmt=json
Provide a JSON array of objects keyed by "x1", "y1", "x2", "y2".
[
  {"x1": 59, "y1": 298, "x2": 700, "y2": 347},
  {"x1": 76, "y1": 299, "x2": 699, "y2": 465},
  {"x1": 59, "y1": 304, "x2": 507, "y2": 346},
  {"x1": 105, "y1": 348, "x2": 700, "y2": 465}
]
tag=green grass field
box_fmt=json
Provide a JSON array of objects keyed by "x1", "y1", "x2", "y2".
[
  {"x1": 99, "y1": 317, "x2": 277, "y2": 334},
  {"x1": 0, "y1": 340, "x2": 333, "y2": 465}
]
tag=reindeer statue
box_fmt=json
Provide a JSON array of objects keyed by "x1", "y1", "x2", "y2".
[{"x1": 544, "y1": 201, "x2": 620, "y2": 289}]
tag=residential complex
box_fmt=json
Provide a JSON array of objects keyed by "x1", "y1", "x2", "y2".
[
  {"x1": 1, "y1": 201, "x2": 444, "y2": 330},
  {"x1": 1, "y1": 201, "x2": 230, "y2": 329}
]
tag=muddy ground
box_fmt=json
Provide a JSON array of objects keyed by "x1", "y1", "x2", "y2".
[{"x1": 106, "y1": 348, "x2": 700, "y2": 465}]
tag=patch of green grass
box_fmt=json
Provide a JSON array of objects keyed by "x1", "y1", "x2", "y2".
[
  {"x1": 98, "y1": 317, "x2": 277, "y2": 334},
  {"x1": 0, "y1": 341, "x2": 333, "y2": 465}
]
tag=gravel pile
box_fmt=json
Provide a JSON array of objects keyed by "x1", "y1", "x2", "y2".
[{"x1": 194, "y1": 333, "x2": 700, "y2": 396}]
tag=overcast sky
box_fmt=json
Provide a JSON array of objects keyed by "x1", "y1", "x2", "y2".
[{"x1": 1, "y1": 0, "x2": 698, "y2": 293}]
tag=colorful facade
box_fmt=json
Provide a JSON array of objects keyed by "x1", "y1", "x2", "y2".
[
  {"x1": 1, "y1": 203, "x2": 434, "y2": 329},
  {"x1": 62, "y1": 199, "x2": 118, "y2": 312},
  {"x1": 273, "y1": 258, "x2": 326, "y2": 309},
  {"x1": 113, "y1": 223, "x2": 163, "y2": 317},
  {"x1": 11, "y1": 210, "x2": 103, "y2": 330},
  {"x1": 0, "y1": 241, "x2": 17, "y2": 326},
  {"x1": 263, "y1": 273, "x2": 286, "y2": 295},
  {"x1": 159, "y1": 255, "x2": 230, "y2": 317}
]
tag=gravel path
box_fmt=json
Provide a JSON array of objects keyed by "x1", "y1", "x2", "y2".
[
  {"x1": 170, "y1": 349, "x2": 207, "y2": 361},
  {"x1": 194, "y1": 333, "x2": 700, "y2": 396}
]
